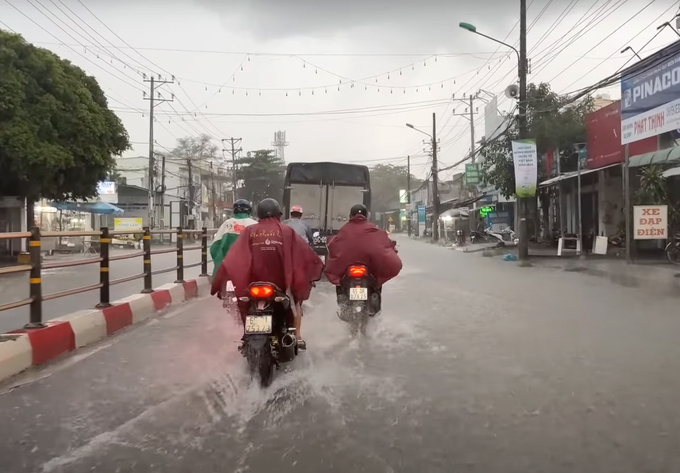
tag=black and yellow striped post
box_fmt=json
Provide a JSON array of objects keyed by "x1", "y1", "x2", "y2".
[
  {"x1": 27, "y1": 226, "x2": 44, "y2": 328},
  {"x1": 200, "y1": 227, "x2": 209, "y2": 277},
  {"x1": 141, "y1": 227, "x2": 153, "y2": 293},
  {"x1": 96, "y1": 227, "x2": 111, "y2": 308},
  {"x1": 175, "y1": 226, "x2": 184, "y2": 283}
]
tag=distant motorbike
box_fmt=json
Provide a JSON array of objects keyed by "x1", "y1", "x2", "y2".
[
  {"x1": 336, "y1": 264, "x2": 380, "y2": 336},
  {"x1": 239, "y1": 282, "x2": 299, "y2": 387}
]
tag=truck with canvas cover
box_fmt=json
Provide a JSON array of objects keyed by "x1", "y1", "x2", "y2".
[{"x1": 282, "y1": 162, "x2": 371, "y2": 258}]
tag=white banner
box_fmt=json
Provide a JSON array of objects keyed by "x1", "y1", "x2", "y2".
[
  {"x1": 633, "y1": 205, "x2": 668, "y2": 239},
  {"x1": 621, "y1": 97, "x2": 680, "y2": 144},
  {"x1": 511, "y1": 139, "x2": 538, "y2": 198}
]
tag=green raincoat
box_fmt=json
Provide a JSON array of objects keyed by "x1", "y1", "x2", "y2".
[{"x1": 210, "y1": 214, "x2": 258, "y2": 278}]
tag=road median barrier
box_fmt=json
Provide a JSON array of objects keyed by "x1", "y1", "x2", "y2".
[{"x1": 0, "y1": 225, "x2": 215, "y2": 384}]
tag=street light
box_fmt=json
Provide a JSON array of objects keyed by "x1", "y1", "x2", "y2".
[
  {"x1": 460, "y1": 13, "x2": 529, "y2": 260},
  {"x1": 657, "y1": 21, "x2": 680, "y2": 37},
  {"x1": 621, "y1": 46, "x2": 642, "y2": 60},
  {"x1": 405, "y1": 120, "x2": 440, "y2": 243},
  {"x1": 459, "y1": 22, "x2": 520, "y2": 63},
  {"x1": 405, "y1": 123, "x2": 432, "y2": 138}
]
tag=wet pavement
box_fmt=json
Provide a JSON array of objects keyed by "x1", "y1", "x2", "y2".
[
  {"x1": 1, "y1": 236, "x2": 680, "y2": 472},
  {"x1": 0, "y1": 248, "x2": 207, "y2": 334}
]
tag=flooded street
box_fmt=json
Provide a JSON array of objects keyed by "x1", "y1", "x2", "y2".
[{"x1": 1, "y1": 236, "x2": 680, "y2": 472}]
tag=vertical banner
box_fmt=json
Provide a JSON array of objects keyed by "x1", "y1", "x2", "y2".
[
  {"x1": 417, "y1": 204, "x2": 426, "y2": 236},
  {"x1": 511, "y1": 139, "x2": 538, "y2": 198}
]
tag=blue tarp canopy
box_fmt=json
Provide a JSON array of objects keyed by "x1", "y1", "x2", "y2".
[{"x1": 50, "y1": 201, "x2": 124, "y2": 215}]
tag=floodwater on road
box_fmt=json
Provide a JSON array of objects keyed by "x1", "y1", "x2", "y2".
[{"x1": 1, "y1": 236, "x2": 680, "y2": 472}]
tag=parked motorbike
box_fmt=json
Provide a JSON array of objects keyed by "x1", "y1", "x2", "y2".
[
  {"x1": 239, "y1": 282, "x2": 299, "y2": 387},
  {"x1": 485, "y1": 226, "x2": 517, "y2": 246},
  {"x1": 665, "y1": 233, "x2": 680, "y2": 265},
  {"x1": 470, "y1": 230, "x2": 489, "y2": 244},
  {"x1": 336, "y1": 264, "x2": 379, "y2": 336}
]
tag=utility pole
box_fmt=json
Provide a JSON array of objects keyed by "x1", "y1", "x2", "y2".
[
  {"x1": 160, "y1": 154, "x2": 166, "y2": 229},
  {"x1": 143, "y1": 74, "x2": 173, "y2": 228},
  {"x1": 469, "y1": 95, "x2": 476, "y2": 164},
  {"x1": 210, "y1": 161, "x2": 217, "y2": 226},
  {"x1": 518, "y1": 0, "x2": 529, "y2": 260},
  {"x1": 186, "y1": 157, "x2": 194, "y2": 223},
  {"x1": 431, "y1": 112, "x2": 440, "y2": 243},
  {"x1": 407, "y1": 155, "x2": 412, "y2": 237},
  {"x1": 222, "y1": 138, "x2": 242, "y2": 204}
]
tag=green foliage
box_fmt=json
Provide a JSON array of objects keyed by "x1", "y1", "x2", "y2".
[
  {"x1": 478, "y1": 82, "x2": 593, "y2": 198},
  {"x1": 370, "y1": 164, "x2": 422, "y2": 212},
  {"x1": 0, "y1": 29, "x2": 130, "y2": 200},
  {"x1": 636, "y1": 165, "x2": 678, "y2": 226},
  {"x1": 235, "y1": 150, "x2": 285, "y2": 202}
]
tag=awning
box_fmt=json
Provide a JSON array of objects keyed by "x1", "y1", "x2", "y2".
[
  {"x1": 662, "y1": 166, "x2": 680, "y2": 178},
  {"x1": 538, "y1": 163, "x2": 620, "y2": 188},
  {"x1": 50, "y1": 201, "x2": 124, "y2": 215},
  {"x1": 628, "y1": 146, "x2": 680, "y2": 168},
  {"x1": 440, "y1": 208, "x2": 469, "y2": 219}
]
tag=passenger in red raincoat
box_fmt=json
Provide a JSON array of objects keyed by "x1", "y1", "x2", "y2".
[
  {"x1": 211, "y1": 198, "x2": 324, "y2": 349},
  {"x1": 324, "y1": 204, "x2": 402, "y2": 312}
]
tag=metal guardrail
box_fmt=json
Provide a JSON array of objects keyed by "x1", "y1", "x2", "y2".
[{"x1": 0, "y1": 227, "x2": 214, "y2": 328}]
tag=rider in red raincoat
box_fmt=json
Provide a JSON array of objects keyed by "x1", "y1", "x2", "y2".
[
  {"x1": 211, "y1": 198, "x2": 324, "y2": 349},
  {"x1": 324, "y1": 204, "x2": 402, "y2": 312}
]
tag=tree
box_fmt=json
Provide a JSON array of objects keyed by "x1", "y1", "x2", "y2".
[
  {"x1": 370, "y1": 164, "x2": 422, "y2": 213},
  {"x1": 171, "y1": 134, "x2": 219, "y2": 202},
  {"x1": 636, "y1": 165, "x2": 678, "y2": 227},
  {"x1": 478, "y1": 82, "x2": 593, "y2": 199},
  {"x1": 235, "y1": 150, "x2": 285, "y2": 203},
  {"x1": 0, "y1": 30, "x2": 130, "y2": 201}
]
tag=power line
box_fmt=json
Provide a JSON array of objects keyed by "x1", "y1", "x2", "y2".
[{"x1": 4, "y1": 0, "x2": 145, "y2": 93}]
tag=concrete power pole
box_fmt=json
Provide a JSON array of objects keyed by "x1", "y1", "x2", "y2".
[
  {"x1": 143, "y1": 75, "x2": 173, "y2": 228},
  {"x1": 407, "y1": 155, "x2": 412, "y2": 237},
  {"x1": 222, "y1": 138, "x2": 242, "y2": 204},
  {"x1": 431, "y1": 112, "x2": 440, "y2": 243},
  {"x1": 518, "y1": 0, "x2": 529, "y2": 260}
]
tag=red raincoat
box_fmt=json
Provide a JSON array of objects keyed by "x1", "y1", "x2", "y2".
[
  {"x1": 324, "y1": 215, "x2": 402, "y2": 287},
  {"x1": 210, "y1": 218, "x2": 324, "y2": 302}
]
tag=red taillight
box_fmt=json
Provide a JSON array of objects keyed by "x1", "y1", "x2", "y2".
[
  {"x1": 347, "y1": 265, "x2": 367, "y2": 278},
  {"x1": 249, "y1": 285, "x2": 274, "y2": 298}
]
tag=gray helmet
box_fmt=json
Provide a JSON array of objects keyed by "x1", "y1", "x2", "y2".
[
  {"x1": 233, "y1": 199, "x2": 252, "y2": 215},
  {"x1": 257, "y1": 198, "x2": 282, "y2": 219}
]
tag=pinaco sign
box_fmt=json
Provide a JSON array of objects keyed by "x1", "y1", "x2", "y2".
[{"x1": 633, "y1": 205, "x2": 668, "y2": 239}]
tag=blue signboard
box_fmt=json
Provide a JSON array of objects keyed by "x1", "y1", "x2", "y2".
[
  {"x1": 417, "y1": 204, "x2": 426, "y2": 223},
  {"x1": 621, "y1": 41, "x2": 680, "y2": 144}
]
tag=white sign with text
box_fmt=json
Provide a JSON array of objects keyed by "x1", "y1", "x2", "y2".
[{"x1": 633, "y1": 205, "x2": 668, "y2": 239}]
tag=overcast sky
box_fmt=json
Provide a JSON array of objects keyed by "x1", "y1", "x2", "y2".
[{"x1": 2, "y1": 0, "x2": 679, "y2": 180}]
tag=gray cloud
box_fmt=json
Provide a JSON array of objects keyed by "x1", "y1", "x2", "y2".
[{"x1": 194, "y1": 0, "x2": 525, "y2": 48}]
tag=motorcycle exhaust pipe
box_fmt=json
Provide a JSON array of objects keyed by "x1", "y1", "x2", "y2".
[{"x1": 280, "y1": 332, "x2": 297, "y2": 362}]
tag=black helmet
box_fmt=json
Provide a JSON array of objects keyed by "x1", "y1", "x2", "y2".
[
  {"x1": 350, "y1": 203, "x2": 368, "y2": 218},
  {"x1": 233, "y1": 199, "x2": 252, "y2": 215},
  {"x1": 257, "y1": 198, "x2": 282, "y2": 219}
]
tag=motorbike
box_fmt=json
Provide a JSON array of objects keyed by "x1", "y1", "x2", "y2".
[
  {"x1": 485, "y1": 226, "x2": 517, "y2": 247},
  {"x1": 665, "y1": 233, "x2": 680, "y2": 265},
  {"x1": 336, "y1": 264, "x2": 379, "y2": 336},
  {"x1": 239, "y1": 282, "x2": 299, "y2": 387}
]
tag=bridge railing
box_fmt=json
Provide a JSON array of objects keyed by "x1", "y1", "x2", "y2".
[{"x1": 0, "y1": 227, "x2": 214, "y2": 328}]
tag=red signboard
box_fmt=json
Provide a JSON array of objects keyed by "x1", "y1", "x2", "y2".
[{"x1": 586, "y1": 101, "x2": 657, "y2": 169}]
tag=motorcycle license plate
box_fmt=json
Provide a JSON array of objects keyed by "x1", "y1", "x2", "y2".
[
  {"x1": 245, "y1": 315, "x2": 273, "y2": 334},
  {"x1": 349, "y1": 287, "x2": 368, "y2": 301}
]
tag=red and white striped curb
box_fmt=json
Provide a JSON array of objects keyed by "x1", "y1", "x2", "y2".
[{"x1": 0, "y1": 276, "x2": 210, "y2": 383}]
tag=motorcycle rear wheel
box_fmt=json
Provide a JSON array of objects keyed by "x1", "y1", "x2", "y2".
[{"x1": 245, "y1": 336, "x2": 275, "y2": 388}]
